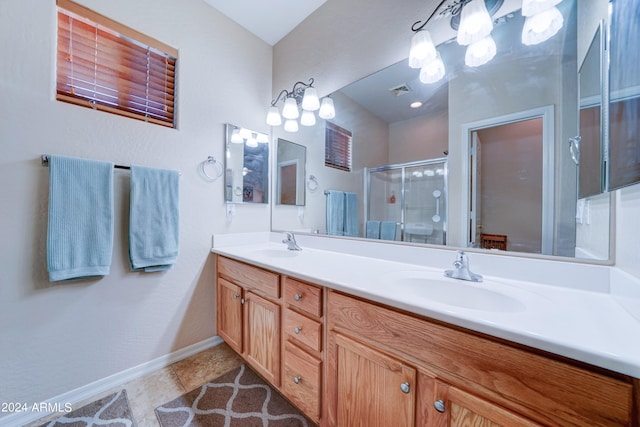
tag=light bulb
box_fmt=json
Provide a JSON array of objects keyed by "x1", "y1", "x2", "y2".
[
  {"x1": 318, "y1": 97, "x2": 335, "y2": 119},
  {"x1": 301, "y1": 87, "x2": 320, "y2": 111},
  {"x1": 284, "y1": 119, "x2": 299, "y2": 132},
  {"x1": 457, "y1": 0, "x2": 493, "y2": 46},
  {"x1": 408, "y1": 30, "x2": 437, "y2": 69},
  {"x1": 266, "y1": 106, "x2": 282, "y2": 126},
  {"x1": 465, "y1": 35, "x2": 497, "y2": 67},
  {"x1": 246, "y1": 135, "x2": 258, "y2": 147},
  {"x1": 300, "y1": 110, "x2": 316, "y2": 126},
  {"x1": 522, "y1": 7, "x2": 564, "y2": 45},
  {"x1": 231, "y1": 129, "x2": 243, "y2": 144},
  {"x1": 419, "y1": 52, "x2": 446, "y2": 84},
  {"x1": 282, "y1": 97, "x2": 299, "y2": 119}
]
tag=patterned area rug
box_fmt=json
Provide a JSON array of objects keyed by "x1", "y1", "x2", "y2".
[
  {"x1": 39, "y1": 390, "x2": 136, "y2": 426},
  {"x1": 155, "y1": 364, "x2": 311, "y2": 427}
]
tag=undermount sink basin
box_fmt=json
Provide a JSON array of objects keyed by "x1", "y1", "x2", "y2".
[
  {"x1": 251, "y1": 248, "x2": 300, "y2": 258},
  {"x1": 385, "y1": 271, "x2": 526, "y2": 313}
]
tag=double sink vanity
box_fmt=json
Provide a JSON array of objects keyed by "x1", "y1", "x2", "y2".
[{"x1": 212, "y1": 232, "x2": 640, "y2": 426}]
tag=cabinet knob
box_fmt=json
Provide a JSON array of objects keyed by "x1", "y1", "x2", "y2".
[
  {"x1": 233, "y1": 294, "x2": 239, "y2": 299},
  {"x1": 400, "y1": 382, "x2": 410, "y2": 394},
  {"x1": 294, "y1": 327, "x2": 302, "y2": 334},
  {"x1": 293, "y1": 376, "x2": 301, "y2": 384},
  {"x1": 433, "y1": 399, "x2": 446, "y2": 413},
  {"x1": 240, "y1": 298, "x2": 245, "y2": 305},
  {"x1": 294, "y1": 294, "x2": 303, "y2": 301}
]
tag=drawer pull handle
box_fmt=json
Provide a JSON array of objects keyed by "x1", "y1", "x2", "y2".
[
  {"x1": 293, "y1": 376, "x2": 301, "y2": 384},
  {"x1": 294, "y1": 327, "x2": 302, "y2": 334},
  {"x1": 433, "y1": 399, "x2": 446, "y2": 413},
  {"x1": 294, "y1": 294, "x2": 303, "y2": 301},
  {"x1": 400, "y1": 382, "x2": 410, "y2": 394}
]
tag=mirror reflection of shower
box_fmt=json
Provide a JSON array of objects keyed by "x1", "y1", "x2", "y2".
[{"x1": 366, "y1": 158, "x2": 447, "y2": 245}]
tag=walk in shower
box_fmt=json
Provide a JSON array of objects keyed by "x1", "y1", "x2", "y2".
[{"x1": 365, "y1": 158, "x2": 447, "y2": 245}]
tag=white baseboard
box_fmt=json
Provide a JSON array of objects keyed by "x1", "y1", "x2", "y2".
[{"x1": 0, "y1": 336, "x2": 224, "y2": 427}]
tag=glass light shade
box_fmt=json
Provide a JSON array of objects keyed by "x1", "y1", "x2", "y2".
[
  {"x1": 284, "y1": 119, "x2": 299, "y2": 132},
  {"x1": 230, "y1": 128, "x2": 243, "y2": 143},
  {"x1": 521, "y1": 0, "x2": 561, "y2": 16},
  {"x1": 465, "y1": 35, "x2": 497, "y2": 67},
  {"x1": 239, "y1": 127, "x2": 251, "y2": 139},
  {"x1": 318, "y1": 97, "x2": 336, "y2": 119},
  {"x1": 266, "y1": 106, "x2": 282, "y2": 126},
  {"x1": 256, "y1": 133, "x2": 269, "y2": 143},
  {"x1": 301, "y1": 87, "x2": 320, "y2": 111},
  {"x1": 282, "y1": 97, "x2": 300, "y2": 119},
  {"x1": 419, "y1": 52, "x2": 446, "y2": 84},
  {"x1": 408, "y1": 30, "x2": 437, "y2": 69},
  {"x1": 246, "y1": 136, "x2": 258, "y2": 147},
  {"x1": 522, "y1": 7, "x2": 564, "y2": 45},
  {"x1": 300, "y1": 110, "x2": 316, "y2": 126},
  {"x1": 457, "y1": 0, "x2": 493, "y2": 46}
]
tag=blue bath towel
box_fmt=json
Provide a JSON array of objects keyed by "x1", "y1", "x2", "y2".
[
  {"x1": 365, "y1": 221, "x2": 381, "y2": 239},
  {"x1": 380, "y1": 221, "x2": 397, "y2": 241},
  {"x1": 47, "y1": 155, "x2": 114, "y2": 282},
  {"x1": 344, "y1": 192, "x2": 359, "y2": 237},
  {"x1": 129, "y1": 165, "x2": 179, "y2": 272},
  {"x1": 325, "y1": 190, "x2": 344, "y2": 236}
]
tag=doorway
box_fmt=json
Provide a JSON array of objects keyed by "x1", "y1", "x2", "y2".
[{"x1": 463, "y1": 106, "x2": 554, "y2": 255}]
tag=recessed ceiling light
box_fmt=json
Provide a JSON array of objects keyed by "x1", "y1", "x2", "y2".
[{"x1": 410, "y1": 101, "x2": 423, "y2": 108}]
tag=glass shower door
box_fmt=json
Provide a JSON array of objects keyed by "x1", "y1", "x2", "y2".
[
  {"x1": 404, "y1": 163, "x2": 447, "y2": 245},
  {"x1": 367, "y1": 168, "x2": 402, "y2": 240}
]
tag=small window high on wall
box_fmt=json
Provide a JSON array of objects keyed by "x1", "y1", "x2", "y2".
[
  {"x1": 56, "y1": 0, "x2": 178, "y2": 128},
  {"x1": 325, "y1": 122, "x2": 352, "y2": 171}
]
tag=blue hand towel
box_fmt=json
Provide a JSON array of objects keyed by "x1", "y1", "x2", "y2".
[
  {"x1": 129, "y1": 165, "x2": 179, "y2": 272},
  {"x1": 47, "y1": 155, "x2": 114, "y2": 282},
  {"x1": 344, "y1": 192, "x2": 359, "y2": 237},
  {"x1": 380, "y1": 221, "x2": 397, "y2": 241},
  {"x1": 326, "y1": 190, "x2": 344, "y2": 236},
  {"x1": 365, "y1": 221, "x2": 381, "y2": 239}
]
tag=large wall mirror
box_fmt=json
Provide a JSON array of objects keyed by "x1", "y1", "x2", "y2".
[
  {"x1": 225, "y1": 123, "x2": 269, "y2": 204},
  {"x1": 271, "y1": 0, "x2": 616, "y2": 262}
]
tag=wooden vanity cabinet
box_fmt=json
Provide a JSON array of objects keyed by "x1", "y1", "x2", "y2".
[
  {"x1": 216, "y1": 257, "x2": 281, "y2": 386},
  {"x1": 326, "y1": 290, "x2": 635, "y2": 427}
]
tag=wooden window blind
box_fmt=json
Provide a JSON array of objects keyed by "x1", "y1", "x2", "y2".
[
  {"x1": 325, "y1": 122, "x2": 352, "y2": 171},
  {"x1": 56, "y1": 0, "x2": 177, "y2": 128}
]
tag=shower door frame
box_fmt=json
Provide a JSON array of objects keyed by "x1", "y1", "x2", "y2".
[{"x1": 365, "y1": 157, "x2": 448, "y2": 243}]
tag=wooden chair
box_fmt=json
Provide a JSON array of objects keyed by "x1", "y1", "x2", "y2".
[{"x1": 481, "y1": 233, "x2": 507, "y2": 251}]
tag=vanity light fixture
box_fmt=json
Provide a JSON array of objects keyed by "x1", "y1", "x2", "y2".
[
  {"x1": 266, "y1": 78, "x2": 335, "y2": 132},
  {"x1": 409, "y1": 0, "x2": 565, "y2": 82},
  {"x1": 231, "y1": 127, "x2": 268, "y2": 147}
]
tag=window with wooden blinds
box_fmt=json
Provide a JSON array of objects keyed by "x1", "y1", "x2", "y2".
[
  {"x1": 56, "y1": 0, "x2": 177, "y2": 128},
  {"x1": 325, "y1": 122, "x2": 352, "y2": 171}
]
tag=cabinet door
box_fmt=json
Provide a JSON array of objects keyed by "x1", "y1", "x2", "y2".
[
  {"x1": 432, "y1": 381, "x2": 540, "y2": 427},
  {"x1": 245, "y1": 291, "x2": 281, "y2": 386},
  {"x1": 335, "y1": 333, "x2": 416, "y2": 427},
  {"x1": 217, "y1": 277, "x2": 243, "y2": 354}
]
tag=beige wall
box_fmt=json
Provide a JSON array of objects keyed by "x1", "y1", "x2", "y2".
[{"x1": 0, "y1": 0, "x2": 272, "y2": 411}]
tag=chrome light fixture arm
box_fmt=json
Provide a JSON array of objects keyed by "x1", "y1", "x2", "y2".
[{"x1": 270, "y1": 78, "x2": 316, "y2": 107}]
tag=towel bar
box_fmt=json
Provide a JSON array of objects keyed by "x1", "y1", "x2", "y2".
[{"x1": 41, "y1": 155, "x2": 181, "y2": 175}]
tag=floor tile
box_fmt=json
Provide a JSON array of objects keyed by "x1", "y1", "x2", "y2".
[{"x1": 170, "y1": 342, "x2": 243, "y2": 391}]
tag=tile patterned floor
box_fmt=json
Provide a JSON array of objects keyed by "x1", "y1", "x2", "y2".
[{"x1": 26, "y1": 343, "x2": 243, "y2": 427}]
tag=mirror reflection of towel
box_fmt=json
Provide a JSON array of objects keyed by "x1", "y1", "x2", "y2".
[
  {"x1": 366, "y1": 220, "x2": 380, "y2": 239},
  {"x1": 326, "y1": 190, "x2": 344, "y2": 236},
  {"x1": 344, "y1": 192, "x2": 359, "y2": 237},
  {"x1": 380, "y1": 221, "x2": 397, "y2": 240}
]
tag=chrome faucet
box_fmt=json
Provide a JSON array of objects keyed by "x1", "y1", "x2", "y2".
[
  {"x1": 282, "y1": 232, "x2": 302, "y2": 251},
  {"x1": 444, "y1": 251, "x2": 482, "y2": 282}
]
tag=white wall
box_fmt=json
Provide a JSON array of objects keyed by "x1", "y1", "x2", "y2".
[
  {"x1": 0, "y1": 0, "x2": 272, "y2": 412},
  {"x1": 388, "y1": 110, "x2": 449, "y2": 164}
]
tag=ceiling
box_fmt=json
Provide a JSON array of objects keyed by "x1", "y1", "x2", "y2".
[{"x1": 202, "y1": 0, "x2": 328, "y2": 46}]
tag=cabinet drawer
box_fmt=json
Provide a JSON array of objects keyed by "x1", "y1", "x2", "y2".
[
  {"x1": 328, "y1": 291, "x2": 634, "y2": 427},
  {"x1": 284, "y1": 277, "x2": 322, "y2": 317},
  {"x1": 284, "y1": 308, "x2": 322, "y2": 352},
  {"x1": 283, "y1": 341, "x2": 322, "y2": 421},
  {"x1": 218, "y1": 256, "x2": 279, "y2": 298}
]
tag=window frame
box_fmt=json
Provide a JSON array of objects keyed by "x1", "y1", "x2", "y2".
[
  {"x1": 56, "y1": 0, "x2": 178, "y2": 128},
  {"x1": 325, "y1": 122, "x2": 353, "y2": 172}
]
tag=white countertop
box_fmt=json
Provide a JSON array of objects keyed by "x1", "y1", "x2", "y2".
[{"x1": 211, "y1": 232, "x2": 640, "y2": 378}]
